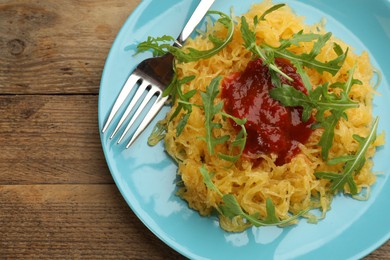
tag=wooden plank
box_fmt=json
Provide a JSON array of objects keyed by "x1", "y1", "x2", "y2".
[
  {"x1": 0, "y1": 184, "x2": 183, "y2": 259},
  {"x1": 368, "y1": 243, "x2": 390, "y2": 260},
  {"x1": 0, "y1": 184, "x2": 388, "y2": 259},
  {"x1": 0, "y1": 95, "x2": 112, "y2": 184},
  {"x1": 0, "y1": 0, "x2": 141, "y2": 94}
]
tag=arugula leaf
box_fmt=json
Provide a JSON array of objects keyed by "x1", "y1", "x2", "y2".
[
  {"x1": 259, "y1": 4, "x2": 285, "y2": 21},
  {"x1": 219, "y1": 194, "x2": 245, "y2": 218},
  {"x1": 240, "y1": 7, "x2": 348, "y2": 82},
  {"x1": 135, "y1": 35, "x2": 175, "y2": 57},
  {"x1": 199, "y1": 76, "x2": 230, "y2": 155},
  {"x1": 199, "y1": 77, "x2": 247, "y2": 162},
  {"x1": 166, "y1": 74, "x2": 195, "y2": 101},
  {"x1": 270, "y1": 68, "x2": 360, "y2": 159},
  {"x1": 263, "y1": 198, "x2": 279, "y2": 223},
  {"x1": 148, "y1": 76, "x2": 196, "y2": 143},
  {"x1": 176, "y1": 112, "x2": 191, "y2": 137},
  {"x1": 265, "y1": 32, "x2": 348, "y2": 75},
  {"x1": 147, "y1": 74, "x2": 195, "y2": 143},
  {"x1": 164, "y1": 75, "x2": 196, "y2": 136},
  {"x1": 316, "y1": 112, "x2": 342, "y2": 159},
  {"x1": 240, "y1": 5, "x2": 292, "y2": 82},
  {"x1": 164, "y1": 75, "x2": 247, "y2": 161},
  {"x1": 147, "y1": 120, "x2": 167, "y2": 146},
  {"x1": 199, "y1": 166, "x2": 307, "y2": 227},
  {"x1": 240, "y1": 16, "x2": 293, "y2": 81},
  {"x1": 270, "y1": 83, "x2": 358, "y2": 121},
  {"x1": 293, "y1": 61, "x2": 312, "y2": 91},
  {"x1": 278, "y1": 30, "x2": 325, "y2": 49},
  {"x1": 315, "y1": 117, "x2": 379, "y2": 195},
  {"x1": 218, "y1": 112, "x2": 247, "y2": 162},
  {"x1": 317, "y1": 64, "x2": 362, "y2": 159},
  {"x1": 199, "y1": 165, "x2": 222, "y2": 195},
  {"x1": 135, "y1": 11, "x2": 234, "y2": 63},
  {"x1": 335, "y1": 63, "x2": 363, "y2": 93}
]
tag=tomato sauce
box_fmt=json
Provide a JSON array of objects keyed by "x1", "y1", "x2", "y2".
[{"x1": 221, "y1": 58, "x2": 314, "y2": 165}]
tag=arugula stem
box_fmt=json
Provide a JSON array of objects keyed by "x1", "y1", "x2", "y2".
[{"x1": 177, "y1": 99, "x2": 202, "y2": 108}]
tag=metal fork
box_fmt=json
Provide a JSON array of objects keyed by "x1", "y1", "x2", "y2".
[{"x1": 101, "y1": 0, "x2": 215, "y2": 148}]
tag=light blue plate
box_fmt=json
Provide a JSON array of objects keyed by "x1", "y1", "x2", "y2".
[{"x1": 98, "y1": 0, "x2": 390, "y2": 259}]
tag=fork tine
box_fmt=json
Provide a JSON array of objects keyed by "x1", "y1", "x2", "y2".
[
  {"x1": 102, "y1": 73, "x2": 140, "y2": 133},
  {"x1": 126, "y1": 94, "x2": 168, "y2": 148},
  {"x1": 110, "y1": 79, "x2": 149, "y2": 139},
  {"x1": 117, "y1": 85, "x2": 161, "y2": 144}
]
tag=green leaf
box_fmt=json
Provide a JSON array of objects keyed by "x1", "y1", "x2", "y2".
[
  {"x1": 162, "y1": 70, "x2": 178, "y2": 98},
  {"x1": 166, "y1": 76, "x2": 196, "y2": 136},
  {"x1": 147, "y1": 120, "x2": 167, "y2": 146},
  {"x1": 176, "y1": 113, "x2": 191, "y2": 137},
  {"x1": 259, "y1": 4, "x2": 285, "y2": 21},
  {"x1": 317, "y1": 112, "x2": 340, "y2": 160},
  {"x1": 345, "y1": 63, "x2": 362, "y2": 93},
  {"x1": 163, "y1": 73, "x2": 195, "y2": 100},
  {"x1": 316, "y1": 65, "x2": 361, "y2": 159},
  {"x1": 293, "y1": 61, "x2": 312, "y2": 91},
  {"x1": 308, "y1": 32, "x2": 332, "y2": 59},
  {"x1": 135, "y1": 11, "x2": 233, "y2": 63},
  {"x1": 199, "y1": 165, "x2": 221, "y2": 195},
  {"x1": 326, "y1": 155, "x2": 355, "y2": 166},
  {"x1": 198, "y1": 77, "x2": 248, "y2": 162},
  {"x1": 240, "y1": 16, "x2": 293, "y2": 81},
  {"x1": 241, "y1": 14, "x2": 348, "y2": 82},
  {"x1": 220, "y1": 194, "x2": 245, "y2": 218},
  {"x1": 315, "y1": 171, "x2": 341, "y2": 180},
  {"x1": 219, "y1": 194, "x2": 306, "y2": 227},
  {"x1": 240, "y1": 16, "x2": 258, "y2": 52},
  {"x1": 269, "y1": 84, "x2": 313, "y2": 122},
  {"x1": 242, "y1": 200, "x2": 308, "y2": 227},
  {"x1": 218, "y1": 112, "x2": 247, "y2": 162},
  {"x1": 333, "y1": 42, "x2": 344, "y2": 56},
  {"x1": 135, "y1": 35, "x2": 175, "y2": 57},
  {"x1": 279, "y1": 30, "x2": 325, "y2": 49},
  {"x1": 346, "y1": 176, "x2": 358, "y2": 195},
  {"x1": 270, "y1": 69, "x2": 360, "y2": 160},
  {"x1": 200, "y1": 76, "x2": 231, "y2": 155},
  {"x1": 263, "y1": 198, "x2": 279, "y2": 224},
  {"x1": 270, "y1": 83, "x2": 357, "y2": 123},
  {"x1": 170, "y1": 11, "x2": 234, "y2": 62},
  {"x1": 266, "y1": 32, "x2": 348, "y2": 76},
  {"x1": 315, "y1": 117, "x2": 379, "y2": 195},
  {"x1": 199, "y1": 166, "x2": 308, "y2": 228}
]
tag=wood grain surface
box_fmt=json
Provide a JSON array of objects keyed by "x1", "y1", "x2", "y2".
[{"x1": 0, "y1": 0, "x2": 388, "y2": 259}]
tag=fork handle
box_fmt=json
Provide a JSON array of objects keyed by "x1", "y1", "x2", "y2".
[{"x1": 174, "y1": 0, "x2": 216, "y2": 47}]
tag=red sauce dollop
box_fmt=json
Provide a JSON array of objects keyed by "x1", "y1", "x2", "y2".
[{"x1": 221, "y1": 58, "x2": 314, "y2": 166}]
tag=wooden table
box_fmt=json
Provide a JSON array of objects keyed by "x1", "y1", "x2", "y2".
[{"x1": 0, "y1": 1, "x2": 388, "y2": 259}]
